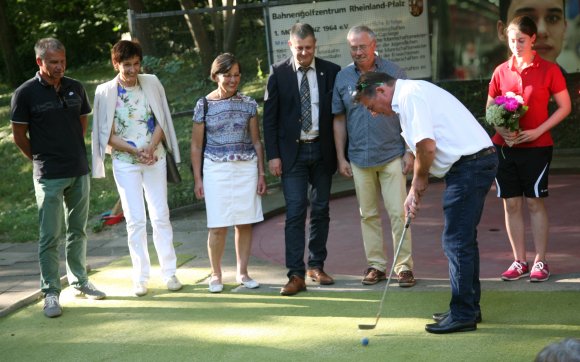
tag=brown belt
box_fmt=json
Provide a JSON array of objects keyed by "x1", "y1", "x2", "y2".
[{"x1": 299, "y1": 137, "x2": 319, "y2": 144}]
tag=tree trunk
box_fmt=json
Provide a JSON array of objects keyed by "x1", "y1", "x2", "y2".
[
  {"x1": 208, "y1": 0, "x2": 223, "y2": 53},
  {"x1": 127, "y1": 0, "x2": 157, "y2": 56},
  {"x1": 223, "y1": 0, "x2": 242, "y2": 54},
  {"x1": 0, "y1": 0, "x2": 24, "y2": 86},
  {"x1": 180, "y1": 0, "x2": 215, "y2": 73}
]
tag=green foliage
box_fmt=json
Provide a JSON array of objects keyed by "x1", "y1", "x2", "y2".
[
  {"x1": 0, "y1": 52, "x2": 268, "y2": 242},
  {"x1": 0, "y1": 125, "x2": 35, "y2": 242},
  {"x1": 0, "y1": 0, "x2": 187, "y2": 84},
  {"x1": 256, "y1": 58, "x2": 265, "y2": 80},
  {"x1": 142, "y1": 54, "x2": 211, "y2": 112},
  {"x1": 0, "y1": 0, "x2": 129, "y2": 83}
]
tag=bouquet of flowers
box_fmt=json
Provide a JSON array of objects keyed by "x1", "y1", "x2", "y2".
[{"x1": 485, "y1": 92, "x2": 528, "y2": 132}]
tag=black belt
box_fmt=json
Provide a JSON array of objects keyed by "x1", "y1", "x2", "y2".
[
  {"x1": 457, "y1": 146, "x2": 496, "y2": 164},
  {"x1": 299, "y1": 137, "x2": 319, "y2": 144}
]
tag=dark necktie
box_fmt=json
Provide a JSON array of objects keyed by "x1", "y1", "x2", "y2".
[{"x1": 299, "y1": 67, "x2": 312, "y2": 132}]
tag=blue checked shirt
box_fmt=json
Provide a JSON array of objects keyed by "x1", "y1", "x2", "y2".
[{"x1": 332, "y1": 57, "x2": 407, "y2": 168}]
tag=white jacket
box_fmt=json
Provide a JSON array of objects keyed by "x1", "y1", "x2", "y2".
[{"x1": 91, "y1": 74, "x2": 181, "y2": 178}]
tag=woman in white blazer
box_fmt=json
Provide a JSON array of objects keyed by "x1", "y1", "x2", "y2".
[{"x1": 91, "y1": 40, "x2": 182, "y2": 296}]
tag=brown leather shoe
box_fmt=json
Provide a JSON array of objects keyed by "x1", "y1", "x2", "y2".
[
  {"x1": 362, "y1": 267, "x2": 386, "y2": 285},
  {"x1": 280, "y1": 275, "x2": 307, "y2": 296},
  {"x1": 398, "y1": 270, "x2": 416, "y2": 287},
  {"x1": 306, "y1": 268, "x2": 335, "y2": 285}
]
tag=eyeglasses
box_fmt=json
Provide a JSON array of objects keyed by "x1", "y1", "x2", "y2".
[
  {"x1": 350, "y1": 44, "x2": 371, "y2": 52},
  {"x1": 218, "y1": 73, "x2": 241, "y2": 79}
]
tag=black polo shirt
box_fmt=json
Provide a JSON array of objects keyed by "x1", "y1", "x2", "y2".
[{"x1": 10, "y1": 73, "x2": 91, "y2": 179}]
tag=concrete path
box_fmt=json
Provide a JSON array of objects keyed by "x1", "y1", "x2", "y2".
[{"x1": 1, "y1": 151, "x2": 579, "y2": 317}]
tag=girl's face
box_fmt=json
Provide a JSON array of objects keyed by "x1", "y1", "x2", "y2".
[
  {"x1": 507, "y1": 28, "x2": 536, "y2": 58},
  {"x1": 216, "y1": 63, "x2": 241, "y2": 95}
]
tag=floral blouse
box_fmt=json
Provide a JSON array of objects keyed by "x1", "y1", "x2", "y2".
[
  {"x1": 112, "y1": 83, "x2": 165, "y2": 164},
  {"x1": 192, "y1": 93, "x2": 257, "y2": 162}
]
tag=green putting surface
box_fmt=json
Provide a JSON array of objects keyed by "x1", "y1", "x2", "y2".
[{"x1": 1, "y1": 261, "x2": 579, "y2": 361}]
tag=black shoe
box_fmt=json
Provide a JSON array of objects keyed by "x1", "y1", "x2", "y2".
[
  {"x1": 425, "y1": 316, "x2": 477, "y2": 334},
  {"x1": 432, "y1": 310, "x2": 482, "y2": 324}
]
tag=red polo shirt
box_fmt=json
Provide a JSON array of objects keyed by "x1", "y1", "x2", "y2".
[{"x1": 488, "y1": 52, "x2": 567, "y2": 148}]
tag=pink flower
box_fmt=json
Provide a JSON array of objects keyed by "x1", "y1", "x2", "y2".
[
  {"x1": 504, "y1": 98, "x2": 520, "y2": 112},
  {"x1": 494, "y1": 96, "x2": 507, "y2": 105},
  {"x1": 486, "y1": 92, "x2": 528, "y2": 133}
]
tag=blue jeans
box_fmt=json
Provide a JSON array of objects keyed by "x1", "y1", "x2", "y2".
[
  {"x1": 33, "y1": 174, "x2": 90, "y2": 295},
  {"x1": 442, "y1": 152, "x2": 498, "y2": 322},
  {"x1": 281, "y1": 142, "x2": 332, "y2": 278}
]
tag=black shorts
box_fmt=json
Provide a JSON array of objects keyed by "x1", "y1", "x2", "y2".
[{"x1": 494, "y1": 145, "x2": 552, "y2": 198}]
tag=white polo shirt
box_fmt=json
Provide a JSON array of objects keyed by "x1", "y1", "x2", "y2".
[{"x1": 391, "y1": 79, "x2": 492, "y2": 178}]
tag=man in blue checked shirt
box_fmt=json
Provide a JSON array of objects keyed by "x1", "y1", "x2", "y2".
[{"x1": 332, "y1": 25, "x2": 416, "y2": 288}]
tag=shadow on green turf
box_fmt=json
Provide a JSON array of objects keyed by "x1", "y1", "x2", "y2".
[{"x1": 1, "y1": 256, "x2": 578, "y2": 362}]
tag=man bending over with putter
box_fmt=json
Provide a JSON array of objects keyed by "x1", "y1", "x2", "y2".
[{"x1": 354, "y1": 72, "x2": 498, "y2": 334}]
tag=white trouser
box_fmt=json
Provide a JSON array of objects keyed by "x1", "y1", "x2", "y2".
[{"x1": 113, "y1": 158, "x2": 177, "y2": 284}]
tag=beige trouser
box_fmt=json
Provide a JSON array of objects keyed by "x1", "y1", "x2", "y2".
[{"x1": 351, "y1": 158, "x2": 413, "y2": 274}]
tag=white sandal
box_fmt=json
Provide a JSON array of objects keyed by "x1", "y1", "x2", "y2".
[
  {"x1": 208, "y1": 275, "x2": 223, "y2": 293},
  {"x1": 237, "y1": 277, "x2": 259, "y2": 289}
]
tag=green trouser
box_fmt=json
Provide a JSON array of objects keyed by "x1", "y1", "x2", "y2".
[{"x1": 33, "y1": 174, "x2": 90, "y2": 295}]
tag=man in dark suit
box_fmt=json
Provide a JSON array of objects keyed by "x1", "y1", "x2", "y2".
[{"x1": 263, "y1": 23, "x2": 341, "y2": 296}]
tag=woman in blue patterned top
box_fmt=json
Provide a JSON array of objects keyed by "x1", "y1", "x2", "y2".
[{"x1": 191, "y1": 53, "x2": 267, "y2": 293}]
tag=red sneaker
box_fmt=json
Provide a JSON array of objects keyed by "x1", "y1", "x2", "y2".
[
  {"x1": 501, "y1": 260, "x2": 529, "y2": 281},
  {"x1": 530, "y1": 261, "x2": 550, "y2": 282}
]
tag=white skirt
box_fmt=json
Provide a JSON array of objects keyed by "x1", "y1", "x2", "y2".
[{"x1": 203, "y1": 158, "x2": 264, "y2": 228}]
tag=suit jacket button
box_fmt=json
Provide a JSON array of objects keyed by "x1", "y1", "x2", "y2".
[{"x1": 296, "y1": 139, "x2": 300, "y2": 143}]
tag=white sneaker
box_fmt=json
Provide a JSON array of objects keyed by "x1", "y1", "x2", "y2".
[
  {"x1": 166, "y1": 275, "x2": 182, "y2": 291},
  {"x1": 134, "y1": 283, "x2": 148, "y2": 297}
]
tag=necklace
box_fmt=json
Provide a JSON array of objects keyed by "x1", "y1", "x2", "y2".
[
  {"x1": 118, "y1": 77, "x2": 138, "y2": 89},
  {"x1": 211, "y1": 89, "x2": 237, "y2": 100}
]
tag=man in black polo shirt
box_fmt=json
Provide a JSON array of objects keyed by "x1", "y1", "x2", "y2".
[{"x1": 11, "y1": 38, "x2": 106, "y2": 318}]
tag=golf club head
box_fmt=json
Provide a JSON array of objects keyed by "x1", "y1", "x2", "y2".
[{"x1": 358, "y1": 324, "x2": 376, "y2": 330}]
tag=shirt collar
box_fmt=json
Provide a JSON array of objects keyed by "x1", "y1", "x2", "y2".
[
  {"x1": 36, "y1": 71, "x2": 70, "y2": 89},
  {"x1": 391, "y1": 79, "x2": 401, "y2": 114},
  {"x1": 507, "y1": 50, "x2": 541, "y2": 70},
  {"x1": 35, "y1": 72, "x2": 51, "y2": 87},
  {"x1": 293, "y1": 59, "x2": 316, "y2": 73},
  {"x1": 354, "y1": 54, "x2": 380, "y2": 75}
]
